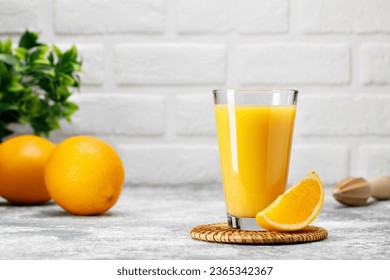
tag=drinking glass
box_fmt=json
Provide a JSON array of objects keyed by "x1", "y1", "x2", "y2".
[{"x1": 213, "y1": 89, "x2": 298, "y2": 230}]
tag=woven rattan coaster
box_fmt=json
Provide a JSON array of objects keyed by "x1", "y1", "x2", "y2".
[{"x1": 190, "y1": 223, "x2": 328, "y2": 244}]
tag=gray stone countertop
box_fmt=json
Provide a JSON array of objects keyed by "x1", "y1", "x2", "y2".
[{"x1": 0, "y1": 185, "x2": 389, "y2": 260}]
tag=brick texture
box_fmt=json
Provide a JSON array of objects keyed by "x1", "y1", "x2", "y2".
[
  {"x1": 298, "y1": 95, "x2": 390, "y2": 136},
  {"x1": 360, "y1": 43, "x2": 390, "y2": 85},
  {"x1": 358, "y1": 145, "x2": 390, "y2": 178},
  {"x1": 238, "y1": 44, "x2": 351, "y2": 85},
  {"x1": 118, "y1": 144, "x2": 220, "y2": 185},
  {"x1": 77, "y1": 44, "x2": 105, "y2": 86},
  {"x1": 115, "y1": 44, "x2": 226, "y2": 85},
  {"x1": 59, "y1": 94, "x2": 166, "y2": 136},
  {"x1": 54, "y1": 0, "x2": 165, "y2": 34},
  {"x1": 0, "y1": 0, "x2": 40, "y2": 33},
  {"x1": 289, "y1": 145, "x2": 350, "y2": 185},
  {"x1": 176, "y1": 95, "x2": 216, "y2": 136},
  {"x1": 299, "y1": 0, "x2": 390, "y2": 33},
  {"x1": 177, "y1": 0, "x2": 288, "y2": 34}
]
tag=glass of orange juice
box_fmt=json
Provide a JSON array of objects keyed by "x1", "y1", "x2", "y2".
[{"x1": 213, "y1": 89, "x2": 298, "y2": 230}]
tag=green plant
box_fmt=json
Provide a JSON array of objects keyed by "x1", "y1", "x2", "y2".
[{"x1": 0, "y1": 30, "x2": 82, "y2": 142}]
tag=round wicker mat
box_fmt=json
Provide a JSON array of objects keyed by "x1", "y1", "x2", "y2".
[{"x1": 190, "y1": 223, "x2": 328, "y2": 245}]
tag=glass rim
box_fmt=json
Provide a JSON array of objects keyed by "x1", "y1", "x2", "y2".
[{"x1": 213, "y1": 88, "x2": 298, "y2": 95}]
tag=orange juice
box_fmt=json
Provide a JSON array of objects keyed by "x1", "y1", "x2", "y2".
[{"x1": 215, "y1": 104, "x2": 296, "y2": 218}]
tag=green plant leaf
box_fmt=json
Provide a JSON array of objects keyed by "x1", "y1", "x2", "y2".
[
  {"x1": 58, "y1": 73, "x2": 75, "y2": 86},
  {"x1": 0, "y1": 54, "x2": 18, "y2": 65},
  {"x1": 32, "y1": 58, "x2": 51, "y2": 65},
  {"x1": 52, "y1": 44, "x2": 62, "y2": 57},
  {"x1": 62, "y1": 101, "x2": 78, "y2": 122},
  {"x1": 7, "y1": 80, "x2": 24, "y2": 92},
  {"x1": 18, "y1": 30, "x2": 40, "y2": 49},
  {"x1": 14, "y1": 47, "x2": 28, "y2": 60},
  {"x1": 63, "y1": 45, "x2": 78, "y2": 61},
  {"x1": 30, "y1": 45, "x2": 50, "y2": 62},
  {"x1": 0, "y1": 39, "x2": 12, "y2": 54}
]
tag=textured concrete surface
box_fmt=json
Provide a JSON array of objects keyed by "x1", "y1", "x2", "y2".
[{"x1": 0, "y1": 186, "x2": 389, "y2": 260}]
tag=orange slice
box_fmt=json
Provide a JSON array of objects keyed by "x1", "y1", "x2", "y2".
[{"x1": 256, "y1": 171, "x2": 324, "y2": 231}]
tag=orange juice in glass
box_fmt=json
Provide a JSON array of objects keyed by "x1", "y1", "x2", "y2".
[{"x1": 213, "y1": 89, "x2": 298, "y2": 230}]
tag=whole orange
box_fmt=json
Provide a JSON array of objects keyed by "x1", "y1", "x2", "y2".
[
  {"x1": 44, "y1": 136, "x2": 125, "y2": 215},
  {"x1": 0, "y1": 135, "x2": 55, "y2": 205}
]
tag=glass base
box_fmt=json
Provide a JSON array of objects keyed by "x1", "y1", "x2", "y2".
[{"x1": 227, "y1": 213, "x2": 264, "y2": 231}]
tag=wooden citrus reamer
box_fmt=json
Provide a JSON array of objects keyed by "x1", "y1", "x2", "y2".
[{"x1": 332, "y1": 176, "x2": 390, "y2": 206}]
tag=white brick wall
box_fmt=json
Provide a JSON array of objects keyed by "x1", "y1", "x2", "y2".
[
  {"x1": 238, "y1": 44, "x2": 351, "y2": 85},
  {"x1": 289, "y1": 145, "x2": 350, "y2": 185},
  {"x1": 299, "y1": 0, "x2": 390, "y2": 33},
  {"x1": 59, "y1": 94, "x2": 165, "y2": 136},
  {"x1": 0, "y1": 0, "x2": 40, "y2": 33},
  {"x1": 358, "y1": 146, "x2": 390, "y2": 179},
  {"x1": 73, "y1": 44, "x2": 105, "y2": 86},
  {"x1": 114, "y1": 44, "x2": 226, "y2": 85},
  {"x1": 360, "y1": 44, "x2": 390, "y2": 85},
  {"x1": 54, "y1": 0, "x2": 165, "y2": 34},
  {"x1": 1, "y1": 0, "x2": 390, "y2": 187},
  {"x1": 176, "y1": 95, "x2": 216, "y2": 136},
  {"x1": 118, "y1": 145, "x2": 220, "y2": 185},
  {"x1": 177, "y1": 0, "x2": 288, "y2": 34},
  {"x1": 298, "y1": 95, "x2": 390, "y2": 136}
]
